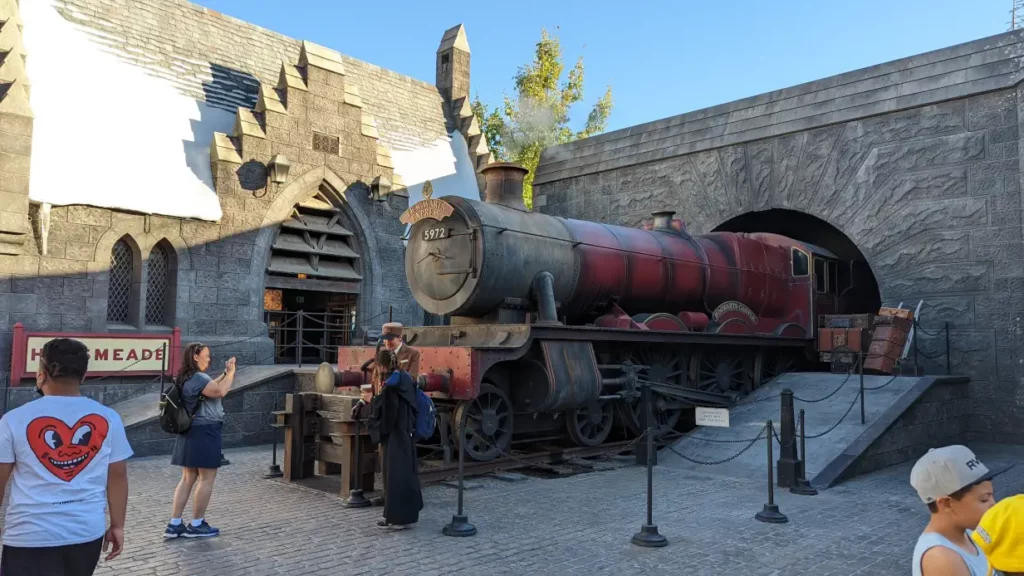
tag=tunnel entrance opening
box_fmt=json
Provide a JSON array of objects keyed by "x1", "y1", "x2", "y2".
[{"x1": 713, "y1": 209, "x2": 882, "y2": 315}]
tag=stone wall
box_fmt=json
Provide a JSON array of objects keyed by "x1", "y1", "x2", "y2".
[
  {"x1": 6, "y1": 376, "x2": 162, "y2": 413},
  {"x1": 534, "y1": 34, "x2": 1024, "y2": 444},
  {"x1": 841, "y1": 379, "x2": 970, "y2": 481}
]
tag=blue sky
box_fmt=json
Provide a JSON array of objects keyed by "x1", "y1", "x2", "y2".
[{"x1": 197, "y1": 0, "x2": 1008, "y2": 134}]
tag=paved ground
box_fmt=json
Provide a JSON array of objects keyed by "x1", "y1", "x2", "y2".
[{"x1": 13, "y1": 441, "x2": 1024, "y2": 576}]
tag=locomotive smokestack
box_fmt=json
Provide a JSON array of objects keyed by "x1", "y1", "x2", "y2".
[
  {"x1": 651, "y1": 210, "x2": 676, "y2": 231},
  {"x1": 481, "y1": 163, "x2": 530, "y2": 211}
]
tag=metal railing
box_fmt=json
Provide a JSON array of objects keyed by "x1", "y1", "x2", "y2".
[{"x1": 264, "y1": 310, "x2": 361, "y2": 366}]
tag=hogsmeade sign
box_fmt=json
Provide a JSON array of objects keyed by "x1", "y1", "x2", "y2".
[{"x1": 10, "y1": 323, "x2": 182, "y2": 384}]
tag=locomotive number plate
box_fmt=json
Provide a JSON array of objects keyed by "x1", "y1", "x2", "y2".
[{"x1": 423, "y1": 227, "x2": 448, "y2": 241}]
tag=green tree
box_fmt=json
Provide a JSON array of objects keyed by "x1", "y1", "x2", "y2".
[{"x1": 471, "y1": 28, "x2": 613, "y2": 209}]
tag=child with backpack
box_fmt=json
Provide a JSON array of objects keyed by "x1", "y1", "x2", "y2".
[{"x1": 365, "y1": 349, "x2": 425, "y2": 530}]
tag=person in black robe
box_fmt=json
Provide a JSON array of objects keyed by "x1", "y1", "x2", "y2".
[{"x1": 365, "y1": 350, "x2": 423, "y2": 529}]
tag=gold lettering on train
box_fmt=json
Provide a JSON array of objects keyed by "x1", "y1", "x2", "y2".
[{"x1": 399, "y1": 199, "x2": 455, "y2": 225}]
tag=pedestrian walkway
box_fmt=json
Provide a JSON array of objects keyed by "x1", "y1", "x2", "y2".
[{"x1": 20, "y1": 442, "x2": 1020, "y2": 575}]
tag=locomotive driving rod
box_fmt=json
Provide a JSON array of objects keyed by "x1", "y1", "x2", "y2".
[{"x1": 640, "y1": 380, "x2": 732, "y2": 408}]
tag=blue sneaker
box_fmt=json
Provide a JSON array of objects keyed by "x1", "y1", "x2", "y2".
[
  {"x1": 183, "y1": 521, "x2": 219, "y2": 538},
  {"x1": 163, "y1": 523, "x2": 186, "y2": 539}
]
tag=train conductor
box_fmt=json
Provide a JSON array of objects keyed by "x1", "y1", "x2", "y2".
[{"x1": 355, "y1": 322, "x2": 420, "y2": 507}]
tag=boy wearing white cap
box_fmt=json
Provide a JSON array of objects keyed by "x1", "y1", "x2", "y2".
[{"x1": 910, "y1": 445, "x2": 1007, "y2": 576}]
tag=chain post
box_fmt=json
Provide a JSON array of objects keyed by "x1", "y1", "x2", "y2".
[
  {"x1": 790, "y1": 409, "x2": 818, "y2": 496},
  {"x1": 632, "y1": 382, "x2": 667, "y2": 547},
  {"x1": 442, "y1": 417, "x2": 477, "y2": 537},
  {"x1": 755, "y1": 420, "x2": 788, "y2": 524},
  {"x1": 859, "y1": 349, "x2": 865, "y2": 426}
]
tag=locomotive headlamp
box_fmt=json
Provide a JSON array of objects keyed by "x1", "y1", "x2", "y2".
[
  {"x1": 370, "y1": 176, "x2": 392, "y2": 202},
  {"x1": 268, "y1": 154, "x2": 291, "y2": 185}
]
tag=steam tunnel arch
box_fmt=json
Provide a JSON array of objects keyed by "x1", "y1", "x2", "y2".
[{"x1": 712, "y1": 209, "x2": 882, "y2": 315}]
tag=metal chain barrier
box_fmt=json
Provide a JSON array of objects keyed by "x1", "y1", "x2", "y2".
[
  {"x1": 663, "y1": 424, "x2": 767, "y2": 466},
  {"x1": 792, "y1": 370, "x2": 853, "y2": 403},
  {"x1": 864, "y1": 375, "x2": 899, "y2": 391},
  {"x1": 771, "y1": 425, "x2": 797, "y2": 450},
  {"x1": 802, "y1": 390, "x2": 862, "y2": 440}
]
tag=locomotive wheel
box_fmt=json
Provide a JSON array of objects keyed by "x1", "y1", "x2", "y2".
[
  {"x1": 566, "y1": 401, "x2": 614, "y2": 447},
  {"x1": 453, "y1": 382, "x2": 513, "y2": 462},
  {"x1": 751, "y1": 351, "x2": 797, "y2": 389},
  {"x1": 619, "y1": 349, "x2": 687, "y2": 437},
  {"x1": 689, "y1": 351, "x2": 753, "y2": 396}
]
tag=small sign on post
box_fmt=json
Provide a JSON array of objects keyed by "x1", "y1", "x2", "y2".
[{"x1": 695, "y1": 407, "x2": 730, "y2": 428}]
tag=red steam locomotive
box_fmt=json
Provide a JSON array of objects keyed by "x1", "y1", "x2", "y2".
[{"x1": 337, "y1": 163, "x2": 855, "y2": 461}]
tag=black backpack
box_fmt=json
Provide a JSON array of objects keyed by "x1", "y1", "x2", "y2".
[{"x1": 159, "y1": 380, "x2": 198, "y2": 435}]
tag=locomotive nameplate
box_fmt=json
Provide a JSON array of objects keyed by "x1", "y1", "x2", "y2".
[
  {"x1": 711, "y1": 301, "x2": 758, "y2": 324},
  {"x1": 399, "y1": 198, "x2": 455, "y2": 225}
]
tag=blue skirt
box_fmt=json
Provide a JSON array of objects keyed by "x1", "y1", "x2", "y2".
[{"x1": 171, "y1": 421, "x2": 223, "y2": 469}]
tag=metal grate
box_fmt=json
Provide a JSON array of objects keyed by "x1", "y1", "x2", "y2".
[
  {"x1": 145, "y1": 244, "x2": 170, "y2": 325},
  {"x1": 107, "y1": 240, "x2": 134, "y2": 324},
  {"x1": 312, "y1": 132, "x2": 339, "y2": 155}
]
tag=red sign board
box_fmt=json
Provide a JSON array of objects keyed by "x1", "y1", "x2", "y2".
[{"x1": 10, "y1": 323, "x2": 181, "y2": 384}]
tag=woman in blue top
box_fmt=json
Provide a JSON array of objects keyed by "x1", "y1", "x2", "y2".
[{"x1": 164, "y1": 343, "x2": 236, "y2": 539}]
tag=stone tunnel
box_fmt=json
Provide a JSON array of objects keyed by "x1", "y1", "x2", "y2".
[{"x1": 533, "y1": 30, "x2": 1024, "y2": 444}]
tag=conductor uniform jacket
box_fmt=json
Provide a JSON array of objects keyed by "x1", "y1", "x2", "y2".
[{"x1": 372, "y1": 343, "x2": 420, "y2": 395}]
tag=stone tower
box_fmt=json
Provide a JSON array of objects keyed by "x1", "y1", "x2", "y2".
[
  {"x1": 0, "y1": 0, "x2": 32, "y2": 256},
  {"x1": 436, "y1": 24, "x2": 491, "y2": 195},
  {"x1": 436, "y1": 24, "x2": 470, "y2": 103}
]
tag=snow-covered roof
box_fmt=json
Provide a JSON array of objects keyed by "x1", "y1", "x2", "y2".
[{"x1": 22, "y1": 0, "x2": 480, "y2": 222}]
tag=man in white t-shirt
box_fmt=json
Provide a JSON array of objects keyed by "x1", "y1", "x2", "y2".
[{"x1": 0, "y1": 338, "x2": 133, "y2": 576}]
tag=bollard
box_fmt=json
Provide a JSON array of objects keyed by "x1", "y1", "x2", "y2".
[
  {"x1": 341, "y1": 418, "x2": 371, "y2": 508},
  {"x1": 790, "y1": 409, "x2": 817, "y2": 496},
  {"x1": 631, "y1": 383, "x2": 668, "y2": 548},
  {"x1": 755, "y1": 420, "x2": 788, "y2": 524},
  {"x1": 635, "y1": 384, "x2": 657, "y2": 467},
  {"x1": 442, "y1": 418, "x2": 477, "y2": 537},
  {"x1": 776, "y1": 389, "x2": 799, "y2": 488}
]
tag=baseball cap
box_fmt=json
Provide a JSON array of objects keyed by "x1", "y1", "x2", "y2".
[
  {"x1": 909, "y1": 445, "x2": 1007, "y2": 504},
  {"x1": 971, "y1": 494, "x2": 1024, "y2": 573}
]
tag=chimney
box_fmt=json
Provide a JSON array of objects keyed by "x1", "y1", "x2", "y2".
[
  {"x1": 651, "y1": 210, "x2": 676, "y2": 231},
  {"x1": 481, "y1": 163, "x2": 529, "y2": 211}
]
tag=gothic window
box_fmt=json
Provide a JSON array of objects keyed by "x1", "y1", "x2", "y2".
[
  {"x1": 107, "y1": 239, "x2": 135, "y2": 324},
  {"x1": 145, "y1": 243, "x2": 171, "y2": 325}
]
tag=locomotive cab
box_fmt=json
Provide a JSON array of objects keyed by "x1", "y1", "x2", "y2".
[{"x1": 790, "y1": 242, "x2": 842, "y2": 331}]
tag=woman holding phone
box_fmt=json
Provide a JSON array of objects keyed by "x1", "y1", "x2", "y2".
[{"x1": 163, "y1": 343, "x2": 236, "y2": 539}]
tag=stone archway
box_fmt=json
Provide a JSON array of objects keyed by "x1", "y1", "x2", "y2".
[
  {"x1": 714, "y1": 208, "x2": 882, "y2": 314},
  {"x1": 251, "y1": 166, "x2": 384, "y2": 343}
]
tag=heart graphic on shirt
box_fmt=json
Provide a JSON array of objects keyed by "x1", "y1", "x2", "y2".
[{"x1": 27, "y1": 415, "x2": 110, "y2": 482}]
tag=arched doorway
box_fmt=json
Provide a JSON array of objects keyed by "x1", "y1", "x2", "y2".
[
  {"x1": 264, "y1": 183, "x2": 365, "y2": 364},
  {"x1": 713, "y1": 209, "x2": 882, "y2": 314}
]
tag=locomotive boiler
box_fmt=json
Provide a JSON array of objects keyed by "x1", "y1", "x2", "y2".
[{"x1": 337, "y1": 163, "x2": 853, "y2": 462}]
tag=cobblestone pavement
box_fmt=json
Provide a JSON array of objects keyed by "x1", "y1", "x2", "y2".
[{"x1": 18, "y1": 442, "x2": 1024, "y2": 576}]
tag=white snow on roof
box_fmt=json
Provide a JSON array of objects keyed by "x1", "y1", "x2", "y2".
[{"x1": 22, "y1": 0, "x2": 227, "y2": 221}]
